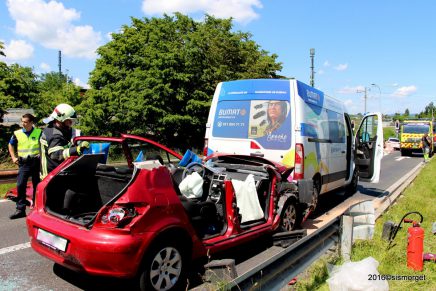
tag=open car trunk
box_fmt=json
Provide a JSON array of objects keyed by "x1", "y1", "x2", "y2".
[{"x1": 44, "y1": 154, "x2": 134, "y2": 226}]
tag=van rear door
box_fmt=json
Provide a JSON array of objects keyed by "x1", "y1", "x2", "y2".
[
  {"x1": 206, "y1": 80, "x2": 293, "y2": 164},
  {"x1": 354, "y1": 113, "x2": 383, "y2": 183}
]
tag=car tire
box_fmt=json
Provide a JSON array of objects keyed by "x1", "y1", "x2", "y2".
[
  {"x1": 345, "y1": 169, "x2": 359, "y2": 197},
  {"x1": 279, "y1": 200, "x2": 300, "y2": 232},
  {"x1": 400, "y1": 149, "x2": 408, "y2": 156},
  {"x1": 139, "y1": 241, "x2": 188, "y2": 291}
]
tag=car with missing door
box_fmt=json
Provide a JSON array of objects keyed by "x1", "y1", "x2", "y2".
[{"x1": 26, "y1": 133, "x2": 311, "y2": 290}]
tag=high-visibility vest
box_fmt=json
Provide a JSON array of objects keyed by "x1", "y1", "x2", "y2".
[{"x1": 14, "y1": 128, "x2": 42, "y2": 158}]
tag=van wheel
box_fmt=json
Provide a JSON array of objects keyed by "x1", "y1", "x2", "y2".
[
  {"x1": 310, "y1": 179, "x2": 320, "y2": 212},
  {"x1": 345, "y1": 169, "x2": 359, "y2": 197},
  {"x1": 400, "y1": 149, "x2": 408, "y2": 156},
  {"x1": 279, "y1": 200, "x2": 300, "y2": 231},
  {"x1": 139, "y1": 241, "x2": 188, "y2": 291}
]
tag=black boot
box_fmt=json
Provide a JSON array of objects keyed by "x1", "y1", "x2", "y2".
[{"x1": 9, "y1": 209, "x2": 26, "y2": 219}]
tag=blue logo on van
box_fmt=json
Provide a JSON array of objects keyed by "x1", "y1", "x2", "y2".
[{"x1": 297, "y1": 81, "x2": 324, "y2": 115}]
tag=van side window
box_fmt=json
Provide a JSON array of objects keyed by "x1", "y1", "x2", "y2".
[{"x1": 327, "y1": 110, "x2": 345, "y2": 143}]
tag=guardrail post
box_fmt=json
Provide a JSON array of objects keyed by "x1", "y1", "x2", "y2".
[
  {"x1": 204, "y1": 259, "x2": 237, "y2": 284},
  {"x1": 340, "y1": 215, "x2": 353, "y2": 262}
]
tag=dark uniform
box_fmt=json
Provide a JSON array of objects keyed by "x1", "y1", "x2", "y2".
[
  {"x1": 10, "y1": 127, "x2": 42, "y2": 210},
  {"x1": 40, "y1": 123, "x2": 81, "y2": 179}
]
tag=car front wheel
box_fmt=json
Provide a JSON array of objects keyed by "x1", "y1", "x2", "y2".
[
  {"x1": 279, "y1": 201, "x2": 299, "y2": 232},
  {"x1": 140, "y1": 242, "x2": 187, "y2": 291}
]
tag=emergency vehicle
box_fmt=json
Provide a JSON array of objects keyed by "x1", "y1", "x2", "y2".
[{"x1": 399, "y1": 119, "x2": 433, "y2": 156}]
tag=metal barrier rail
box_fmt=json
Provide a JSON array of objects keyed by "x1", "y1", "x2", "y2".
[
  {"x1": 0, "y1": 169, "x2": 18, "y2": 184},
  {"x1": 225, "y1": 218, "x2": 340, "y2": 290}
]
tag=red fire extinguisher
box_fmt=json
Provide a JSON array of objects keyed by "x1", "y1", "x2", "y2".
[
  {"x1": 404, "y1": 215, "x2": 424, "y2": 271},
  {"x1": 387, "y1": 211, "x2": 424, "y2": 271}
]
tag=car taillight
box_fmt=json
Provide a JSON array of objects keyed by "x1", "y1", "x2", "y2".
[
  {"x1": 293, "y1": 143, "x2": 304, "y2": 180},
  {"x1": 203, "y1": 139, "x2": 209, "y2": 156},
  {"x1": 96, "y1": 205, "x2": 137, "y2": 228},
  {"x1": 250, "y1": 141, "x2": 261, "y2": 149}
]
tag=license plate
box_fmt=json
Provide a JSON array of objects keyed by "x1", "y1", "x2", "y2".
[{"x1": 36, "y1": 228, "x2": 68, "y2": 252}]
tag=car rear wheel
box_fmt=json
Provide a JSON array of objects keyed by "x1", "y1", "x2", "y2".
[{"x1": 140, "y1": 242, "x2": 187, "y2": 291}]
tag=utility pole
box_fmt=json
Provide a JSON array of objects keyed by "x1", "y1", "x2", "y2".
[
  {"x1": 58, "y1": 50, "x2": 62, "y2": 76},
  {"x1": 310, "y1": 48, "x2": 315, "y2": 87},
  {"x1": 357, "y1": 87, "x2": 368, "y2": 114}
]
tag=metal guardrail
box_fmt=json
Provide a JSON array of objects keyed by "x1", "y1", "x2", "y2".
[
  {"x1": 225, "y1": 218, "x2": 340, "y2": 290},
  {"x1": 0, "y1": 169, "x2": 18, "y2": 184}
]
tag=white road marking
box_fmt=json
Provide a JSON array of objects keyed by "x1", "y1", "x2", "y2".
[
  {"x1": 0, "y1": 242, "x2": 31, "y2": 255},
  {"x1": 395, "y1": 157, "x2": 410, "y2": 161}
]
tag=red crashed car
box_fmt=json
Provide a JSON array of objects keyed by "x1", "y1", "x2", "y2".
[{"x1": 26, "y1": 134, "x2": 312, "y2": 291}]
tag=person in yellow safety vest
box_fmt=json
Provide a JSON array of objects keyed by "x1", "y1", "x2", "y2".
[
  {"x1": 40, "y1": 104, "x2": 89, "y2": 180},
  {"x1": 8, "y1": 113, "x2": 42, "y2": 219}
]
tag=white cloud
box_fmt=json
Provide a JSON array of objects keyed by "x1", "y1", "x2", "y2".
[
  {"x1": 344, "y1": 99, "x2": 353, "y2": 107},
  {"x1": 334, "y1": 63, "x2": 348, "y2": 71},
  {"x1": 7, "y1": 0, "x2": 101, "y2": 59},
  {"x1": 141, "y1": 0, "x2": 263, "y2": 24},
  {"x1": 317, "y1": 69, "x2": 324, "y2": 75},
  {"x1": 392, "y1": 85, "x2": 417, "y2": 97},
  {"x1": 4, "y1": 39, "x2": 34, "y2": 60},
  {"x1": 323, "y1": 60, "x2": 330, "y2": 67},
  {"x1": 73, "y1": 77, "x2": 90, "y2": 89},
  {"x1": 40, "y1": 62, "x2": 51, "y2": 71},
  {"x1": 337, "y1": 86, "x2": 362, "y2": 94}
]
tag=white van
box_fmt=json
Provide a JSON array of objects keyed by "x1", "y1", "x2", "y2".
[{"x1": 204, "y1": 79, "x2": 383, "y2": 209}]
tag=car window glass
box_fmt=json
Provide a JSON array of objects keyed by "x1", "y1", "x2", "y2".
[{"x1": 125, "y1": 138, "x2": 180, "y2": 167}]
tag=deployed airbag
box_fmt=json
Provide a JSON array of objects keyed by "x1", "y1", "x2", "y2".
[
  {"x1": 179, "y1": 172, "x2": 204, "y2": 199},
  {"x1": 232, "y1": 174, "x2": 264, "y2": 223}
]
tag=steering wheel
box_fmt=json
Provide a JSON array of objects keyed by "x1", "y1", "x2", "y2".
[{"x1": 182, "y1": 162, "x2": 206, "y2": 180}]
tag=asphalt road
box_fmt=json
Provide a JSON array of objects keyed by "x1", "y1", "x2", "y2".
[{"x1": 0, "y1": 150, "x2": 424, "y2": 290}]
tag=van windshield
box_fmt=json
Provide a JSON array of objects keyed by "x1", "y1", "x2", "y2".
[
  {"x1": 403, "y1": 124, "x2": 429, "y2": 134},
  {"x1": 212, "y1": 100, "x2": 292, "y2": 150}
]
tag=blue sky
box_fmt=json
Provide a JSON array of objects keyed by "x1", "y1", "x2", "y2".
[{"x1": 1, "y1": 0, "x2": 435, "y2": 115}]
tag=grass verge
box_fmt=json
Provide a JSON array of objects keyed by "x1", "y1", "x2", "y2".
[
  {"x1": 0, "y1": 182, "x2": 15, "y2": 199},
  {"x1": 292, "y1": 160, "x2": 436, "y2": 291}
]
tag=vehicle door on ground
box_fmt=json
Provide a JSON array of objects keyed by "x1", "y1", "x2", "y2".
[{"x1": 355, "y1": 113, "x2": 383, "y2": 183}]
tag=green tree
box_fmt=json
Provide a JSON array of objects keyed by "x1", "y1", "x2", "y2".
[
  {"x1": 0, "y1": 53, "x2": 39, "y2": 159},
  {"x1": 81, "y1": 13, "x2": 282, "y2": 149},
  {"x1": 32, "y1": 72, "x2": 84, "y2": 122},
  {"x1": 404, "y1": 108, "x2": 409, "y2": 117},
  {"x1": 0, "y1": 64, "x2": 39, "y2": 110},
  {"x1": 417, "y1": 102, "x2": 435, "y2": 119}
]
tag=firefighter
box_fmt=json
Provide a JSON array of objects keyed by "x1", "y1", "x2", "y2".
[
  {"x1": 40, "y1": 104, "x2": 89, "y2": 179},
  {"x1": 8, "y1": 113, "x2": 42, "y2": 219}
]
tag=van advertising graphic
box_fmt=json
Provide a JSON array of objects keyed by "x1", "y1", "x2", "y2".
[{"x1": 213, "y1": 99, "x2": 291, "y2": 149}]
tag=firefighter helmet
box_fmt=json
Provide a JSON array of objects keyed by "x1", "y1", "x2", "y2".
[{"x1": 43, "y1": 104, "x2": 77, "y2": 124}]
